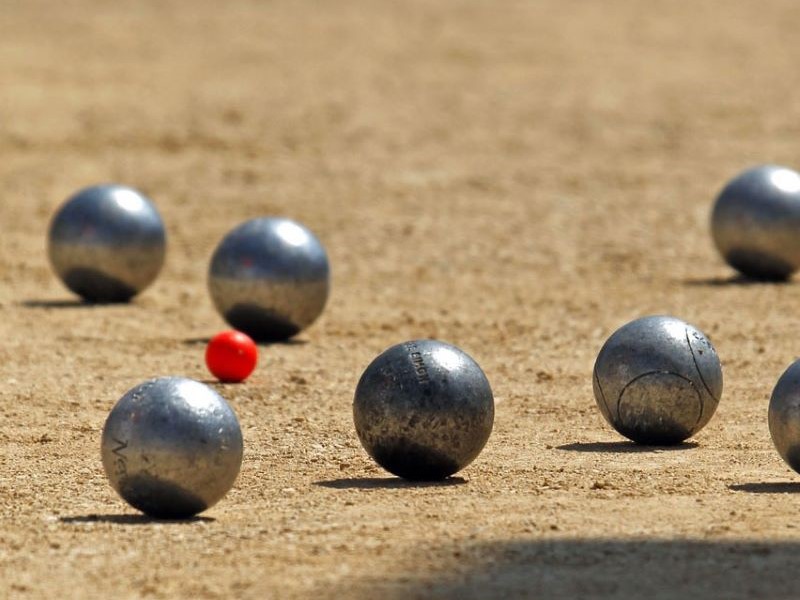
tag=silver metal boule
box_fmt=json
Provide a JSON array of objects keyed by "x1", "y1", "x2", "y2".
[
  {"x1": 768, "y1": 360, "x2": 800, "y2": 474},
  {"x1": 48, "y1": 184, "x2": 166, "y2": 302},
  {"x1": 101, "y1": 377, "x2": 243, "y2": 519},
  {"x1": 353, "y1": 339, "x2": 494, "y2": 480},
  {"x1": 208, "y1": 217, "x2": 330, "y2": 341},
  {"x1": 592, "y1": 315, "x2": 722, "y2": 445},
  {"x1": 711, "y1": 164, "x2": 800, "y2": 280}
]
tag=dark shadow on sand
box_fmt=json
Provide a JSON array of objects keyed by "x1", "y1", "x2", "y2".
[
  {"x1": 557, "y1": 441, "x2": 698, "y2": 453},
  {"x1": 182, "y1": 337, "x2": 308, "y2": 347},
  {"x1": 729, "y1": 482, "x2": 800, "y2": 494},
  {"x1": 20, "y1": 299, "x2": 125, "y2": 309},
  {"x1": 196, "y1": 378, "x2": 242, "y2": 386},
  {"x1": 195, "y1": 378, "x2": 263, "y2": 386},
  {"x1": 182, "y1": 337, "x2": 213, "y2": 345},
  {"x1": 314, "y1": 477, "x2": 467, "y2": 490},
  {"x1": 325, "y1": 538, "x2": 800, "y2": 599},
  {"x1": 682, "y1": 275, "x2": 791, "y2": 287},
  {"x1": 59, "y1": 513, "x2": 214, "y2": 525}
]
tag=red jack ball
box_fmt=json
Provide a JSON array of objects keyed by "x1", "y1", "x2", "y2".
[{"x1": 206, "y1": 330, "x2": 258, "y2": 383}]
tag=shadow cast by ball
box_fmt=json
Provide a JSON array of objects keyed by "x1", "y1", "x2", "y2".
[
  {"x1": 729, "y1": 482, "x2": 800, "y2": 494},
  {"x1": 182, "y1": 336, "x2": 308, "y2": 347},
  {"x1": 59, "y1": 513, "x2": 215, "y2": 525},
  {"x1": 182, "y1": 337, "x2": 212, "y2": 345},
  {"x1": 682, "y1": 275, "x2": 792, "y2": 287},
  {"x1": 194, "y1": 378, "x2": 261, "y2": 387},
  {"x1": 557, "y1": 441, "x2": 699, "y2": 453},
  {"x1": 260, "y1": 338, "x2": 309, "y2": 347},
  {"x1": 321, "y1": 538, "x2": 800, "y2": 599},
  {"x1": 314, "y1": 476, "x2": 467, "y2": 490},
  {"x1": 196, "y1": 378, "x2": 233, "y2": 386},
  {"x1": 20, "y1": 298, "x2": 126, "y2": 309}
]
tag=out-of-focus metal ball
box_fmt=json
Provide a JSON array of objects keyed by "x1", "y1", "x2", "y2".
[
  {"x1": 711, "y1": 164, "x2": 800, "y2": 280},
  {"x1": 353, "y1": 339, "x2": 494, "y2": 480},
  {"x1": 101, "y1": 377, "x2": 243, "y2": 519},
  {"x1": 592, "y1": 315, "x2": 722, "y2": 445},
  {"x1": 208, "y1": 217, "x2": 330, "y2": 341},
  {"x1": 48, "y1": 184, "x2": 166, "y2": 302},
  {"x1": 768, "y1": 360, "x2": 800, "y2": 474}
]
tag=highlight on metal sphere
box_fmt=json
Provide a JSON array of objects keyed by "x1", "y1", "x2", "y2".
[
  {"x1": 47, "y1": 184, "x2": 166, "y2": 302},
  {"x1": 208, "y1": 217, "x2": 330, "y2": 341},
  {"x1": 353, "y1": 339, "x2": 494, "y2": 480},
  {"x1": 768, "y1": 360, "x2": 800, "y2": 474},
  {"x1": 711, "y1": 164, "x2": 800, "y2": 280},
  {"x1": 101, "y1": 377, "x2": 243, "y2": 519},
  {"x1": 592, "y1": 315, "x2": 722, "y2": 445}
]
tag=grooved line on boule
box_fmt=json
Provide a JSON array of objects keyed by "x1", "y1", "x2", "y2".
[
  {"x1": 593, "y1": 368, "x2": 613, "y2": 419},
  {"x1": 685, "y1": 328, "x2": 716, "y2": 407},
  {"x1": 616, "y1": 370, "x2": 704, "y2": 431}
]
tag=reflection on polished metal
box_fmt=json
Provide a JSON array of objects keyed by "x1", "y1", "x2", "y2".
[
  {"x1": 769, "y1": 360, "x2": 800, "y2": 474},
  {"x1": 48, "y1": 184, "x2": 166, "y2": 302},
  {"x1": 101, "y1": 377, "x2": 243, "y2": 519},
  {"x1": 353, "y1": 340, "x2": 494, "y2": 480},
  {"x1": 711, "y1": 165, "x2": 800, "y2": 280},
  {"x1": 592, "y1": 315, "x2": 722, "y2": 445},
  {"x1": 208, "y1": 217, "x2": 330, "y2": 341}
]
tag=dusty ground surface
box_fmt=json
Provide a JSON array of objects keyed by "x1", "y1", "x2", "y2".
[{"x1": 3, "y1": 0, "x2": 800, "y2": 597}]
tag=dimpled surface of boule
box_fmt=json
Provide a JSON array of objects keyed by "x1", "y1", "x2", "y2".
[
  {"x1": 593, "y1": 316, "x2": 722, "y2": 445},
  {"x1": 768, "y1": 360, "x2": 800, "y2": 474},
  {"x1": 48, "y1": 184, "x2": 166, "y2": 302},
  {"x1": 208, "y1": 217, "x2": 330, "y2": 341},
  {"x1": 353, "y1": 339, "x2": 494, "y2": 480},
  {"x1": 711, "y1": 165, "x2": 800, "y2": 280},
  {"x1": 101, "y1": 377, "x2": 243, "y2": 519}
]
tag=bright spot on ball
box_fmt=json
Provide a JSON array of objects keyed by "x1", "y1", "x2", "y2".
[
  {"x1": 711, "y1": 164, "x2": 800, "y2": 280},
  {"x1": 592, "y1": 315, "x2": 723, "y2": 445},
  {"x1": 353, "y1": 339, "x2": 494, "y2": 480},
  {"x1": 431, "y1": 345, "x2": 463, "y2": 371},
  {"x1": 101, "y1": 377, "x2": 243, "y2": 519},
  {"x1": 768, "y1": 360, "x2": 800, "y2": 475},
  {"x1": 770, "y1": 168, "x2": 800, "y2": 194},
  {"x1": 47, "y1": 184, "x2": 166, "y2": 302},
  {"x1": 205, "y1": 330, "x2": 258, "y2": 383},
  {"x1": 113, "y1": 188, "x2": 147, "y2": 212},
  {"x1": 275, "y1": 219, "x2": 311, "y2": 247}
]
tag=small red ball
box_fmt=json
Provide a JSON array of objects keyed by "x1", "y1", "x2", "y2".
[{"x1": 205, "y1": 330, "x2": 258, "y2": 383}]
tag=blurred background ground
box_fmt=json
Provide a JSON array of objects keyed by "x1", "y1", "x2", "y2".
[{"x1": 2, "y1": 0, "x2": 800, "y2": 597}]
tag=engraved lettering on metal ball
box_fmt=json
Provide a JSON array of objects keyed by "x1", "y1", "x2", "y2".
[
  {"x1": 101, "y1": 377, "x2": 244, "y2": 519},
  {"x1": 768, "y1": 360, "x2": 800, "y2": 474},
  {"x1": 592, "y1": 316, "x2": 722, "y2": 445},
  {"x1": 208, "y1": 217, "x2": 330, "y2": 341},
  {"x1": 711, "y1": 165, "x2": 800, "y2": 280},
  {"x1": 48, "y1": 184, "x2": 166, "y2": 302},
  {"x1": 353, "y1": 339, "x2": 494, "y2": 480}
]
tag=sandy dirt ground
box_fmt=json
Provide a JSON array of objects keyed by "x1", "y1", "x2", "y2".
[{"x1": 3, "y1": 0, "x2": 800, "y2": 597}]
